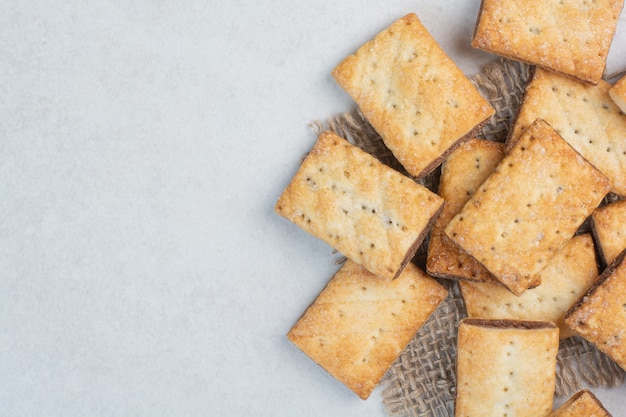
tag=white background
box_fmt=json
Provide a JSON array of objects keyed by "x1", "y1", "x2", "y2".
[{"x1": 1, "y1": 1, "x2": 625, "y2": 416}]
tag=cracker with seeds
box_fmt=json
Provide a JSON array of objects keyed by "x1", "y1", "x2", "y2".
[
  {"x1": 332, "y1": 13, "x2": 494, "y2": 179},
  {"x1": 472, "y1": 0, "x2": 624, "y2": 84},
  {"x1": 455, "y1": 319, "x2": 559, "y2": 417},
  {"x1": 460, "y1": 234, "x2": 598, "y2": 339},
  {"x1": 609, "y1": 74, "x2": 626, "y2": 113},
  {"x1": 446, "y1": 119, "x2": 610, "y2": 295},
  {"x1": 509, "y1": 68, "x2": 626, "y2": 196},
  {"x1": 548, "y1": 389, "x2": 613, "y2": 417},
  {"x1": 591, "y1": 199, "x2": 626, "y2": 268},
  {"x1": 427, "y1": 138, "x2": 504, "y2": 282},
  {"x1": 566, "y1": 250, "x2": 626, "y2": 371},
  {"x1": 288, "y1": 259, "x2": 447, "y2": 400},
  {"x1": 275, "y1": 131, "x2": 443, "y2": 280}
]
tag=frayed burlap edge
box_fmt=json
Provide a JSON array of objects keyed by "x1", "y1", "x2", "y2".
[{"x1": 311, "y1": 57, "x2": 625, "y2": 417}]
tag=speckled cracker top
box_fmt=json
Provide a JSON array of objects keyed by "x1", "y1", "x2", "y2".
[
  {"x1": 446, "y1": 119, "x2": 610, "y2": 295},
  {"x1": 276, "y1": 131, "x2": 443, "y2": 280},
  {"x1": 333, "y1": 13, "x2": 494, "y2": 178}
]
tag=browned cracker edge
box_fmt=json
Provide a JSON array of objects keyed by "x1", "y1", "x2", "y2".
[
  {"x1": 564, "y1": 389, "x2": 613, "y2": 417},
  {"x1": 504, "y1": 65, "x2": 537, "y2": 148},
  {"x1": 400, "y1": 201, "x2": 444, "y2": 278},
  {"x1": 417, "y1": 115, "x2": 494, "y2": 179},
  {"x1": 471, "y1": 0, "x2": 488, "y2": 45},
  {"x1": 426, "y1": 232, "x2": 498, "y2": 283},
  {"x1": 589, "y1": 214, "x2": 611, "y2": 271},
  {"x1": 514, "y1": 118, "x2": 612, "y2": 190},
  {"x1": 453, "y1": 318, "x2": 557, "y2": 412},
  {"x1": 460, "y1": 317, "x2": 558, "y2": 331},
  {"x1": 565, "y1": 248, "x2": 626, "y2": 321},
  {"x1": 472, "y1": 31, "x2": 602, "y2": 86}
]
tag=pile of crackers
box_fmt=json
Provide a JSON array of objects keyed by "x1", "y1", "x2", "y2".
[{"x1": 276, "y1": 1, "x2": 626, "y2": 415}]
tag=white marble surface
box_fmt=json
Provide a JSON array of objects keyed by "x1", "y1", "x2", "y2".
[{"x1": 0, "y1": 1, "x2": 625, "y2": 416}]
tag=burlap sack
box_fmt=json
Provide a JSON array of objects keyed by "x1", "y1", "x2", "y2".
[{"x1": 312, "y1": 58, "x2": 625, "y2": 417}]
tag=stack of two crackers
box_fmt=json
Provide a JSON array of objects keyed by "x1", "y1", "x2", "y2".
[{"x1": 276, "y1": 1, "x2": 626, "y2": 414}]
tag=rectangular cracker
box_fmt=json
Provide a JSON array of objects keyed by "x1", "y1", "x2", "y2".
[
  {"x1": 427, "y1": 138, "x2": 505, "y2": 282},
  {"x1": 455, "y1": 318, "x2": 559, "y2": 417},
  {"x1": 548, "y1": 389, "x2": 613, "y2": 417},
  {"x1": 446, "y1": 118, "x2": 610, "y2": 295},
  {"x1": 275, "y1": 131, "x2": 443, "y2": 280},
  {"x1": 591, "y1": 199, "x2": 626, "y2": 268},
  {"x1": 287, "y1": 259, "x2": 447, "y2": 400},
  {"x1": 509, "y1": 68, "x2": 626, "y2": 196},
  {"x1": 460, "y1": 234, "x2": 599, "y2": 339},
  {"x1": 332, "y1": 13, "x2": 494, "y2": 178},
  {"x1": 565, "y1": 249, "x2": 626, "y2": 370},
  {"x1": 472, "y1": 0, "x2": 624, "y2": 84},
  {"x1": 609, "y1": 74, "x2": 626, "y2": 113}
]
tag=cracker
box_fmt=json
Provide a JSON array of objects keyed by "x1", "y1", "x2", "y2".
[
  {"x1": 332, "y1": 13, "x2": 494, "y2": 178},
  {"x1": 426, "y1": 138, "x2": 505, "y2": 282},
  {"x1": 591, "y1": 199, "x2": 626, "y2": 268},
  {"x1": 472, "y1": 0, "x2": 624, "y2": 84},
  {"x1": 455, "y1": 319, "x2": 559, "y2": 417},
  {"x1": 275, "y1": 131, "x2": 443, "y2": 280},
  {"x1": 548, "y1": 389, "x2": 613, "y2": 417},
  {"x1": 609, "y1": 74, "x2": 626, "y2": 114},
  {"x1": 287, "y1": 259, "x2": 447, "y2": 400},
  {"x1": 460, "y1": 234, "x2": 598, "y2": 339},
  {"x1": 566, "y1": 249, "x2": 626, "y2": 371},
  {"x1": 509, "y1": 68, "x2": 626, "y2": 196},
  {"x1": 445, "y1": 119, "x2": 610, "y2": 295}
]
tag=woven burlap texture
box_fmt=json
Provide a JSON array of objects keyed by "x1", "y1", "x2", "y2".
[{"x1": 312, "y1": 58, "x2": 625, "y2": 417}]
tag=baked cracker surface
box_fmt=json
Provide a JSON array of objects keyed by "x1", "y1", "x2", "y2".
[
  {"x1": 333, "y1": 13, "x2": 494, "y2": 178},
  {"x1": 287, "y1": 260, "x2": 447, "y2": 400},
  {"x1": 609, "y1": 74, "x2": 626, "y2": 113},
  {"x1": 472, "y1": 0, "x2": 624, "y2": 84},
  {"x1": 446, "y1": 118, "x2": 610, "y2": 295},
  {"x1": 275, "y1": 131, "x2": 443, "y2": 280},
  {"x1": 509, "y1": 68, "x2": 626, "y2": 196},
  {"x1": 548, "y1": 389, "x2": 613, "y2": 417},
  {"x1": 591, "y1": 199, "x2": 626, "y2": 268},
  {"x1": 460, "y1": 234, "x2": 598, "y2": 339},
  {"x1": 566, "y1": 250, "x2": 626, "y2": 371},
  {"x1": 455, "y1": 319, "x2": 559, "y2": 417},
  {"x1": 427, "y1": 138, "x2": 505, "y2": 282}
]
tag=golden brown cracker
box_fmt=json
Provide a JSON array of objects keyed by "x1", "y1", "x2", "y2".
[
  {"x1": 472, "y1": 0, "x2": 624, "y2": 84},
  {"x1": 333, "y1": 13, "x2": 494, "y2": 178},
  {"x1": 566, "y1": 250, "x2": 626, "y2": 371},
  {"x1": 509, "y1": 68, "x2": 626, "y2": 196},
  {"x1": 591, "y1": 199, "x2": 626, "y2": 268},
  {"x1": 455, "y1": 319, "x2": 559, "y2": 417},
  {"x1": 288, "y1": 260, "x2": 447, "y2": 399},
  {"x1": 460, "y1": 234, "x2": 598, "y2": 339},
  {"x1": 446, "y1": 119, "x2": 610, "y2": 295},
  {"x1": 427, "y1": 138, "x2": 505, "y2": 282},
  {"x1": 275, "y1": 131, "x2": 443, "y2": 280},
  {"x1": 609, "y1": 74, "x2": 626, "y2": 114},
  {"x1": 548, "y1": 389, "x2": 613, "y2": 417}
]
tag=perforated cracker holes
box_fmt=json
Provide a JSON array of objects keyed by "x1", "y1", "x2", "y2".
[
  {"x1": 455, "y1": 319, "x2": 559, "y2": 417},
  {"x1": 275, "y1": 131, "x2": 443, "y2": 280},
  {"x1": 333, "y1": 13, "x2": 494, "y2": 178},
  {"x1": 509, "y1": 68, "x2": 626, "y2": 196},
  {"x1": 472, "y1": 0, "x2": 624, "y2": 84},
  {"x1": 287, "y1": 260, "x2": 447, "y2": 400},
  {"x1": 446, "y1": 119, "x2": 610, "y2": 295}
]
